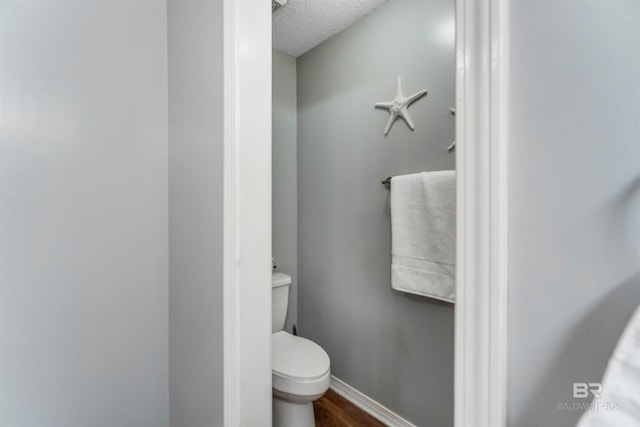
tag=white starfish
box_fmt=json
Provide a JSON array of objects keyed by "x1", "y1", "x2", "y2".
[{"x1": 375, "y1": 76, "x2": 427, "y2": 136}]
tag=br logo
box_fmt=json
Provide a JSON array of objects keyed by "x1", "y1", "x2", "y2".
[{"x1": 573, "y1": 383, "x2": 602, "y2": 399}]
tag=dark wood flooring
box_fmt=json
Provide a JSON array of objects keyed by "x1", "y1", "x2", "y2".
[{"x1": 314, "y1": 389, "x2": 387, "y2": 427}]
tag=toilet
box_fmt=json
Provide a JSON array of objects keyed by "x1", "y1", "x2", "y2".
[{"x1": 272, "y1": 272, "x2": 331, "y2": 427}]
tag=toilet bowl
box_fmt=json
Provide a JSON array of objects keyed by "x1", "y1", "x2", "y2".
[{"x1": 272, "y1": 272, "x2": 330, "y2": 427}]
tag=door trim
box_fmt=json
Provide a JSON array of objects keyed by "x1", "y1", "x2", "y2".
[{"x1": 454, "y1": 1, "x2": 509, "y2": 426}]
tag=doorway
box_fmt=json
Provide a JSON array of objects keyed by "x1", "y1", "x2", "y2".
[{"x1": 222, "y1": 1, "x2": 509, "y2": 426}]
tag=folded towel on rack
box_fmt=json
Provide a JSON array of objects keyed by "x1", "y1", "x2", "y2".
[{"x1": 391, "y1": 171, "x2": 455, "y2": 302}]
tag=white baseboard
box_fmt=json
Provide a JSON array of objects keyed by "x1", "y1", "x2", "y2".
[{"x1": 329, "y1": 375, "x2": 417, "y2": 427}]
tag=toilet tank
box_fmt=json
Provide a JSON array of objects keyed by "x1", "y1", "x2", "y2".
[{"x1": 272, "y1": 272, "x2": 291, "y2": 333}]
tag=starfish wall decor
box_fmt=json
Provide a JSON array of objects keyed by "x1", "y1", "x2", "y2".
[{"x1": 374, "y1": 76, "x2": 427, "y2": 136}]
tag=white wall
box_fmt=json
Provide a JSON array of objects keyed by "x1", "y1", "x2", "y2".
[
  {"x1": 167, "y1": 0, "x2": 224, "y2": 425},
  {"x1": 297, "y1": 0, "x2": 455, "y2": 425},
  {"x1": 507, "y1": 1, "x2": 640, "y2": 426},
  {"x1": 0, "y1": 1, "x2": 169, "y2": 426},
  {"x1": 272, "y1": 49, "x2": 298, "y2": 332}
]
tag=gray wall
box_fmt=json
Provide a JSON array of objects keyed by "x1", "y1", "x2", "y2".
[
  {"x1": 272, "y1": 49, "x2": 298, "y2": 332},
  {"x1": 0, "y1": 1, "x2": 169, "y2": 426},
  {"x1": 167, "y1": 0, "x2": 224, "y2": 426},
  {"x1": 507, "y1": 1, "x2": 640, "y2": 426},
  {"x1": 297, "y1": 0, "x2": 455, "y2": 425}
]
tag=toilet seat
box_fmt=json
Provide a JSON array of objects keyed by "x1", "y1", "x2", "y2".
[{"x1": 272, "y1": 331, "x2": 331, "y2": 397}]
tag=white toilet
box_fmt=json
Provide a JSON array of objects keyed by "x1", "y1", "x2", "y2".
[{"x1": 272, "y1": 272, "x2": 331, "y2": 427}]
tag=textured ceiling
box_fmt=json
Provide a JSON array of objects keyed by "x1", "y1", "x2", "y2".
[{"x1": 273, "y1": 0, "x2": 389, "y2": 58}]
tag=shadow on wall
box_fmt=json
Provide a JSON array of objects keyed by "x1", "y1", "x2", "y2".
[{"x1": 512, "y1": 272, "x2": 640, "y2": 427}]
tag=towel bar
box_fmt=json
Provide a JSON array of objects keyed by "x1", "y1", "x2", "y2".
[{"x1": 382, "y1": 177, "x2": 392, "y2": 190}]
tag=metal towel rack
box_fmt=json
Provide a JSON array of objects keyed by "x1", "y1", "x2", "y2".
[
  {"x1": 382, "y1": 108, "x2": 455, "y2": 190},
  {"x1": 448, "y1": 107, "x2": 456, "y2": 151},
  {"x1": 382, "y1": 177, "x2": 392, "y2": 190}
]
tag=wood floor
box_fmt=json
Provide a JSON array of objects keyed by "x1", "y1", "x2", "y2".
[{"x1": 314, "y1": 389, "x2": 386, "y2": 427}]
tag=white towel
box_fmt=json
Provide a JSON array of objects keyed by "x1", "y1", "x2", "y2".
[
  {"x1": 391, "y1": 171, "x2": 455, "y2": 303},
  {"x1": 576, "y1": 304, "x2": 640, "y2": 427}
]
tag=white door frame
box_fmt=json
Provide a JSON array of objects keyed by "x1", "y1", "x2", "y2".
[
  {"x1": 454, "y1": 1, "x2": 509, "y2": 427},
  {"x1": 222, "y1": 0, "x2": 510, "y2": 426},
  {"x1": 223, "y1": 0, "x2": 273, "y2": 426}
]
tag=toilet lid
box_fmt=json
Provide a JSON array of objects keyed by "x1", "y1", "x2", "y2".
[{"x1": 272, "y1": 331, "x2": 330, "y2": 380}]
